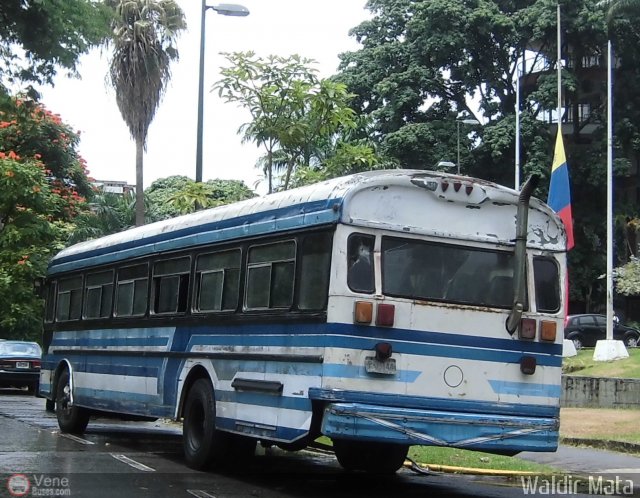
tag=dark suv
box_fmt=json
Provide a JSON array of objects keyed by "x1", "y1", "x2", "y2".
[{"x1": 564, "y1": 314, "x2": 640, "y2": 349}]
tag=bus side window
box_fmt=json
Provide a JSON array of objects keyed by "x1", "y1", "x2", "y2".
[
  {"x1": 84, "y1": 270, "x2": 114, "y2": 319},
  {"x1": 245, "y1": 240, "x2": 295, "y2": 310},
  {"x1": 115, "y1": 264, "x2": 148, "y2": 317},
  {"x1": 347, "y1": 234, "x2": 375, "y2": 294},
  {"x1": 298, "y1": 233, "x2": 332, "y2": 310},
  {"x1": 152, "y1": 257, "x2": 191, "y2": 314},
  {"x1": 56, "y1": 276, "x2": 83, "y2": 321},
  {"x1": 194, "y1": 249, "x2": 241, "y2": 312},
  {"x1": 533, "y1": 257, "x2": 560, "y2": 313}
]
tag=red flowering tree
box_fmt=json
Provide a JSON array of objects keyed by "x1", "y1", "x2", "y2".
[{"x1": 0, "y1": 99, "x2": 92, "y2": 340}]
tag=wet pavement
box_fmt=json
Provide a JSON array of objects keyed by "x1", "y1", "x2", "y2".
[
  {"x1": 0, "y1": 389, "x2": 638, "y2": 497},
  {"x1": 521, "y1": 445, "x2": 640, "y2": 485}
]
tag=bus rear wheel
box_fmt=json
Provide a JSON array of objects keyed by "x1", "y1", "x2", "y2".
[
  {"x1": 55, "y1": 370, "x2": 90, "y2": 434},
  {"x1": 333, "y1": 439, "x2": 408, "y2": 474},
  {"x1": 183, "y1": 378, "x2": 228, "y2": 470}
]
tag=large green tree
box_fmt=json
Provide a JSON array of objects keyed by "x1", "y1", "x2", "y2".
[
  {"x1": 334, "y1": 0, "x2": 640, "y2": 312},
  {"x1": 106, "y1": 0, "x2": 186, "y2": 226},
  {"x1": 214, "y1": 52, "x2": 376, "y2": 192},
  {"x1": 0, "y1": 0, "x2": 112, "y2": 95},
  {"x1": 0, "y1": 100, "x2": 91, "y2": 339}
]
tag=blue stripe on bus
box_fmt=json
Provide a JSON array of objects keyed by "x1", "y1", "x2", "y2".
[
  {"x1": 215, "y1": 390, "x2": 311, "y2": 411},
  {"x1": 49, "y1": 321, "x2": 562, "y2": 368},
  {"x1": 189, "y1": 332, "x2": 562, "y2": 367},
  {"x1": 48, "y1": 200, "x2": 342, "y2": 274},
  {"x1": 81, "y1": 362, "x2": 160, "y2": 377},
  {"x1": 186, "y1": 322, "x2": 563, "y2": 356},
  {"x1": 307, "y1": 388, "x2": 560, "y2": 418},
  {"x1": 488, "y1": 380, "x2": 562, "y2": 398},
  {"x1": 52, "y1": 336, "x2": 170, "y2": 348},
  {"x1": 75, "y1": 387, "x2": 157, "y2": 404}
]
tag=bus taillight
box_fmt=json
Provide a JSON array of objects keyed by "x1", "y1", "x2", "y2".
[
  {"x1": 519, "y1": 318, "x2": 536, "y2": 340},
  {"x1": 354, "y1": 301, "x2": 373, "y2": 324},
  {"x1": 520, "y1": 356, "x2": 537, "y2": 375},
  {"x1": 376, "y1": 303, "x2": 395, "y2": 327},
  {"x1": 540, "y1": 320, "x2": 557, "y2": 342}
]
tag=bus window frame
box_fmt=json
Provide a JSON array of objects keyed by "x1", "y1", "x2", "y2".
[
  {"x1": 83, "y1": 270, "x2": 115, "y2": 320},
  {"x1": 533, "y1": 255, "x2": 561, "y2": 314},
  {"x1": 244, "y1": 239, "x2": 297, "y2": 311},
  {"x1": 56, "y1": 274, "x2": 84, "y2": 322},
  {"x1": 347, "y1": 233, "x2": 376, "y2": 294},
  {"x1": 193, "y1": 248, "x2": 242, "y2": 314},
  {"x1": 151, "y1": 256, "x2": 191, "y2": 316},
  {"x1": 114, "y1": 263, "x2": 150, "y2": 318}
]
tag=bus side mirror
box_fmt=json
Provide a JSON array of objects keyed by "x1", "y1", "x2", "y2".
[{"x1": 33, "y1": 277, "x2": 45, "y2": 298}]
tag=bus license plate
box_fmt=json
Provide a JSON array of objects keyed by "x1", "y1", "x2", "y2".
[
  {"x1": 16, "y1": 362, "x2": 29, "y2": 369},
  {"x1": 364, "y1": 357, "x2": 396, "y2": 375}
]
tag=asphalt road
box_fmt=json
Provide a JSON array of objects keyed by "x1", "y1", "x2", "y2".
[{"x1": 0, "y1": 390, "x2": 632, "y2": 497}]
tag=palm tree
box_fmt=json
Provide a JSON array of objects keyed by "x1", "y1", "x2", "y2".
[
  {"x1": 603, "y1": 0, "x2": 640, "y2": 22},
  {"x1": 106, "y1": 0, "x2": 186, "y2": 226},
  {"x1": 69, "y1": 191, "x2": 136, "y2": 243}
]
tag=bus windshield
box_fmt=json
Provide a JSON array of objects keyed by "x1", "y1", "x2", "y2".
[{"x1": 382, "y1": 236, "x2": 516, "y2": 308}]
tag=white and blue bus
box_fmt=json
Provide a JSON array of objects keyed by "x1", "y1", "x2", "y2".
[{"x1": 40, "y1": 170, "x2": 566, "y2": 473}]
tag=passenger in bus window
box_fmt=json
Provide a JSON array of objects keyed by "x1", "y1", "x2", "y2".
[{"x1": 348, "y1": 236, "x2": 374, "y2": 293}]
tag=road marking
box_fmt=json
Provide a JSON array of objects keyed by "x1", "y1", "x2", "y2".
[
  {"x1": 56, "y1": 432, "x2": 95, "y2": 445},
  {"x1": 110, "y1": 453, "x2": 155, "y2": 472},
  {"x1": 187, "y1": 491, "x2": 217, "y2": 498}
]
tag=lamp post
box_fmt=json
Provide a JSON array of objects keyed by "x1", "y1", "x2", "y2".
[
  {"x1": 195, "y1": 2, "x2": 249, "y2": 183},
  {"x1": 456, "y1": 118, "x2": 480, "y2": 175}
]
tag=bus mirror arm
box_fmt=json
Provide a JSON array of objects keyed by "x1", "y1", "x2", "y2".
[{"x1": 506, "y1": 174, "x2": 539, "y2": 335}]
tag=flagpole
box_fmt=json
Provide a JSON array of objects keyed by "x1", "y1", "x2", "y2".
[
  {"x1": 515, "y1": 56, "x2": 521, "y2": 191},
  {"x1": 606, "y1": 39, "x2": 614, "y2": 342},
  {"x1": 557, "y1": 3, "x2": 562, "y2": 124}
]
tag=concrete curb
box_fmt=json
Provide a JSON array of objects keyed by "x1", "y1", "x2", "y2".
[
  {"x1": 561, "y1": 437, "x2": 640, "y2": 454},
  {"x1": 404, "y1": 460, "x2": 540, "y2": 476}
]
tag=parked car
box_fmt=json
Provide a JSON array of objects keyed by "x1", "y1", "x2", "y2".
[
  {"x1": 0, "y1": 341, "x2": 42, "y2": 393},
  {"x1": 564, "y1": 314, "x2": 640, "y2": 349}
]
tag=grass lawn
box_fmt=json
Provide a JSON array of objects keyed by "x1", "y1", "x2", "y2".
[
  {"x1": 407, "y1": 446, "x2": 559, "y2": 473},
  {"x1": 562, "y1": 347, "x2": 640, "y2": 378},
  {"x1": 560, "y1": 408, "x2": 640, "y2": 445}
]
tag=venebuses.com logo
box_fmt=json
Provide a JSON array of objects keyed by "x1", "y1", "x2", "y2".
[{"x1": 6, "y1": 474, "x2": 71, "y2": 497}]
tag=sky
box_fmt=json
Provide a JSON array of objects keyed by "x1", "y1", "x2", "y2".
[{"x1": 38, "y1": 0, "x2": 370, "y2": 193}]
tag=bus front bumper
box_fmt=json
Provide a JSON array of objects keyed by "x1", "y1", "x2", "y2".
[{"x1": 320, "y1": 402, "x2": 559, "y2": 453}]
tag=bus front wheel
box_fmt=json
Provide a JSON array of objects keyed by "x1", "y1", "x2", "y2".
[
  {"x1": 55, "y1": 370, "x2": 90, "y2": 434},
  {"x1": 183, "y1": 378, "x2": 228, "y2": 470},
  {"x1": 333, "y1": 439, "x2": 408, "y2": 474}
]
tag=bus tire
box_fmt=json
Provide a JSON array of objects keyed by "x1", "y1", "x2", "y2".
[
  {"x1": 183, "y1": 378, "x2": 228, "y2": 470},
  {"x1": 333, "y1": 439, "x2": 408, "y2": 474},
  {"x1": 55, "y1": 370, "x2": 90, "y2": 434}
]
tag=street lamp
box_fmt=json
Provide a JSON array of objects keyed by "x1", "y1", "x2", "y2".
[
  {"x1": 456, "y1": 118, "x2": 479, "y2": 175},
  {"x1": 195, "y1": 2, "x2": 249, "y2": 183}
]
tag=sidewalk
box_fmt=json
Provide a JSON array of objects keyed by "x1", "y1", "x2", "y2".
[{"x1": 519, "y1": 444, "x2": 640, "y2": 486}]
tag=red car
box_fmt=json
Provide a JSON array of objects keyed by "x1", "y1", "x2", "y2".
[{"x1": 0, "y1": 341, "x2": 42, "y2": 394}]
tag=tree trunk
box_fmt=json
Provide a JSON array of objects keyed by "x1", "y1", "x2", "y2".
[
  {"x1": 283, "y1": 159, "x2": 294, "y2": 191},
  {"x1": 267, "y1": 149, "x2": 273, "y2": 194},
  {"x1": 135, "y1": 138, "x2": 145, "y2": 227}
]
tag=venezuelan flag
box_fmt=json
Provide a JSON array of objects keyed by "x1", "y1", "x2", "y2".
[{"x1": 548, "y1": 130, "x2": 574, "y2": 250}]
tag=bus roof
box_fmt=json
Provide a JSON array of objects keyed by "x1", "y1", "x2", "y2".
[{"x1": 48, "y1": 170, "x2": 566, "y2": 275}]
